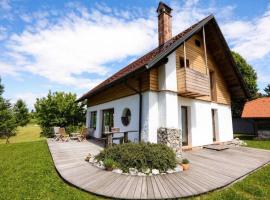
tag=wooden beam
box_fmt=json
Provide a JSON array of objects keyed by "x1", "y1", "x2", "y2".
[{"x1": 203, "y1": 26, "x2": 208, "y2": 75}]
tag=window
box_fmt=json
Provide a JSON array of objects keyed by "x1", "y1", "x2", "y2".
[
  {"x1": 90, "y1": 111, "x2": 97, "y2": 129},
  {"x1": 195, "y1": 39, "x2": 201, "y2": 47},
  {"x1": 179, "y1": 57, "x2": 190, "y2": 68},
  {"x1": 121, "y1": 108, "x2": 131, "y2": 126}
]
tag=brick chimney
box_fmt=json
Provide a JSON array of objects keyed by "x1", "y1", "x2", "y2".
[{"x1": 157, "y1": 2, "x2": 172, "y2": 45}]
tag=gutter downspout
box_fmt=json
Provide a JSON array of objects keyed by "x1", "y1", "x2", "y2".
[{"x1": 125, "y1": 79, "x2": 142, "y2": 142}]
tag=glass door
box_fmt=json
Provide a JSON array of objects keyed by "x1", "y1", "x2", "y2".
[
  {"x1": 181, "y1": 106, "x2": 188, "y2": 146},
  {"x1": 102, "y1": 109, "x2": 114, "y2": 136}
]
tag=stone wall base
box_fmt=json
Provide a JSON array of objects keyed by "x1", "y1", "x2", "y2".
[{"x1": 157, "y1": 127, "x2": 182, "y2": 158}]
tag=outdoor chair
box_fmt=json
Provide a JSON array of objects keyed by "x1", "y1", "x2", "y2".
[
  {"x1": 53, "y1": 126, "x2": 61, "y2": 141},
  {"x1": 59, "y1": 127, "x2": 70, "y2": 142},
  {"x1": 78, "y1": 128, "x2": 88, "y2": 142}
]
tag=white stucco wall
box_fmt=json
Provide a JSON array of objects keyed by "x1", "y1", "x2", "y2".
[
  {"x1": 178, "y1": 97, "x2": 233, "y2": 147},
  {"x1": 158, "y1": 51, "x2": 179, "y2": 129},
  {"x1": 87, "y1": 95, "x2": 140, "y2": 142},
  {"x1": 141, "y1": 91, "x2": 159, "y2": 143}
]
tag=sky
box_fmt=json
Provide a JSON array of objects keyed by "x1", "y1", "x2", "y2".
[{"x1": 1, "y1": 0, "x2": 270, "y2": 109}]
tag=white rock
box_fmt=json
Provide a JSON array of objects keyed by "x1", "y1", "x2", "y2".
[
  {"x1": 137, "y1": 172, "x2": 146, "y2": 176},
  {"x1": 174, "y1": 165, "x2": 183, "y2": 172},
  {"x1": 152, "y1": 169, "x2": 159, "y2": 175},
  {"x1": 166, "y1": 169, "x2": 174, "y2": 174},
  {"x1": 112, "y1": 169, "x2": 123, "y2": 174},
  {"x1": 99, "y1": 161, "x2": 104, "y2": 166},
  {"x1": 89, "y1": 157, "x2": 95, "y2": 163},
  {"x1": 129, "y1": 168, "x2": 138, "y2": 175}
]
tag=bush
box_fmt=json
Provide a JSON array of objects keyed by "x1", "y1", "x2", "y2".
[
  {"x1": 103, "y1": 158, "x2": 118, "y2": 170},
  {"x1": 182, "y1": 158, "x2": 189, "y2": 164},
  {"x1": 95, "y1": 142, "x2": 177, "y2": 172},
  {"x1": 34, "y1": 91, "x2": 86, "y2": 137},
  {"x1": 41, "y1": 126, "x2": 54, "y2": 138}
]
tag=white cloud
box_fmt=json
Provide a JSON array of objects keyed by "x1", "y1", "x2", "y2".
[
  {"x1": 2, "y1": 0, "x2": 270, "y2": 93},
  {"x1": 3, "y1": 5, "x2": 156, "y2": 89},
  {"x1": 0, "y1": 0, "x2": 11, "y2": 11},
  {"x1": 0, "y1": 26, "x2": 7, "y2": 40},
  {"x1": 222, "y1": 9, "x2": 270, "y2": 60},
  {"x1": 12, "y1": 92, "x2": 46, "y2": 110}
]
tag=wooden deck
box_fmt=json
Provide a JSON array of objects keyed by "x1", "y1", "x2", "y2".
[{"x1": 47, "y1": 140, "x2": 270, "y2": 199}]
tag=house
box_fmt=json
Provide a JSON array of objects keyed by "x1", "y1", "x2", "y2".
[
  {"x1": 77, "y1": 2, "x2": 248, "y2": 148},
  {"x1": 242, "y1": 97, "x2": 270, "y2": 139}
]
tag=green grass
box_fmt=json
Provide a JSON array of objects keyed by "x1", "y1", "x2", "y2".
[
  {"x1": 0, "y1": 123, "x2": 43, "y2": 144},
  {"x1": 0, "y1": 126, "x2": 269, "y2": 199},
  {"x1": 0, "y1": 140, "x2": 102, "y2": 200}
]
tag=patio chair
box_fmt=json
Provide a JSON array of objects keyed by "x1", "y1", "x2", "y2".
[
  {"x1": 78, "y1": 128, "x2": 88, "y2": 142},
  {"x1": 53, "y1": 126, "x2": 61, "y2": 141},
  {"x1": 59, "y1": 127, "x2": 70, "y2": 142}
]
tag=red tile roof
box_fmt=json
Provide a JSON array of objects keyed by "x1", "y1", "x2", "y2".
[
  {"x1": 242, "y1": 97, "x2": 270, "y2": 118},
  {"x1": 77, "y1": 16, "x2": 212, "y2": 101}
]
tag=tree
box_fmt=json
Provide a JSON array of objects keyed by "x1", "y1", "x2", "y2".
[
  {"x1": 263, "y1": 84, "x2": 270, "y2": 97},
  {"x1": 13, "y1": 99, "x2": 30, "y2": 126},
  {"x1": 231, "y1": 51, "x2": 258, "y2": 117},
  {"x1": 34, "y1": 91, "x2": 86, "y2": 137},
  {"x1": 0, "y1": 78, "x2": 17, "y2": 143}
]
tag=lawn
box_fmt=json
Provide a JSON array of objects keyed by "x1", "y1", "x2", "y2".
[
  {"x1": 0, "y1": 123, "x2": 43, "y2": 144},
  {"x1": 0, "y1": 127, "x2": 269, "y2": 199},
  {"x1": 0, "y1": 140, "x2": 102, "y2": 200}
]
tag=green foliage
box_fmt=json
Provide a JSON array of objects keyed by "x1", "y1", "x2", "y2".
[
  {"x1": 34, "y1": 91, "x2": 86, "y2": 137},
  {"x1": 232, "y1": 51, "x2": 258, "y2": 97},
  {"x1": 103, "y1": 158, "x2": 118, "y2": 169},
  {"x1": 231, "y1": 51, "x2": 258, "y2": 117},
  {"x1": 263, "y1": 84, "x2": 270, "y2": 97},
  {"x1": 13, "y1": 99, "x2": 30, "y2": 126},
  {"x1": 0, "y1": 78, "x2": 17, "y2": 143},
  {"x1": 181, "y1": 158, "x2": 189, "y2": 164},
  {"x1": 95, "y1": 142, "x2": 177, "y2": 172}
]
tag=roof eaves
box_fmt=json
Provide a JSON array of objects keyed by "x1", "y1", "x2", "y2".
[{"x1": 210, "y1": 18, "x2": 250, "y2": 99}]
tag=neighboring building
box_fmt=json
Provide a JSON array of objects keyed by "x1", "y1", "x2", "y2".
[
  {"x1": 77, "y1": 2, "x2": 248, "y2": 148},
  {"x1": 242, "y1": 97, "x2": 270, "y2": 139}
]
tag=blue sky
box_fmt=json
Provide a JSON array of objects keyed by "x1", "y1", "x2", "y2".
[{"x1": 1, "y1": 0, "x2": 270, "y2": 109}]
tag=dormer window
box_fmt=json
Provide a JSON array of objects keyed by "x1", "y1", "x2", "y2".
[
  {"x1": 195, "y1": 39, "x2": 201, "y2": 47},
  {"x1": 180, "y1": 57, "x2": 190, "y2": 68}
]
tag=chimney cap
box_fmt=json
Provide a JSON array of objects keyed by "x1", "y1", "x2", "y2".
[{"x1": 156, "y1": 2, "x2": 172, "y2": 15}]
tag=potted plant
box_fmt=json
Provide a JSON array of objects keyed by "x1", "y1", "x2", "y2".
[
  {"x1": 181, "y1": 158, "x2": 190, "y2": 171},
  {"x1": 103, "y1": 158, "x2": 117, "y2": 171}
]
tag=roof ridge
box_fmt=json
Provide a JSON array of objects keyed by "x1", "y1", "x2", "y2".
[{"x1": 77, "y1": 14, "x2": 214, "y2": 101}]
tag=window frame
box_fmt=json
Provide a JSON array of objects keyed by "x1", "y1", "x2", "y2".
[
  {"x1": 179, "y1": 56, "x2": 190, "y2": 68},
  {"x1": 90, "y1": 111, "x2": 97, "y2": 129}
]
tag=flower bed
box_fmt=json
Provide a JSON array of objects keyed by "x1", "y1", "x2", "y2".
[{"x1": 85, "y1": 142, "x2": 190, "y2": 176}]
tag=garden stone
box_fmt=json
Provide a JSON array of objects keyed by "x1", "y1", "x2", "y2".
[
  {"x1": 137, "y1": 172, "x2": 146, "y2": 176},
  {"x1": 112, "y1": 169, "x2": 123, "y2": 174},
  {"x1": 152, "y1": 169, "x2": 159, "y2": 175},
  {"x1": 166, "y1": 169, "x2": 174, "y2": 174},
  {"x1": 174, "y1": 165, "x2": 183, "y2": 172},
  {"x1": 129, "y1": 168, "x2": 138, "y2": 175}
]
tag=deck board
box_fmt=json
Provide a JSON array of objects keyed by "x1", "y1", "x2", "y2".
[{"x1": 47, "y1": 139, "x2": 270, "y2": 199}]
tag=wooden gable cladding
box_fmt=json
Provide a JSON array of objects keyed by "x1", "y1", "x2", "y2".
[
  {"x1": 87, "y1": 68, "x2": 159, "y2": 107},
  {"x1": 204, "y1": 20, "x2": 247, "y2": 99},
  {"x1": 175, "y1": 33, "x2": 231, "y2": 105}
]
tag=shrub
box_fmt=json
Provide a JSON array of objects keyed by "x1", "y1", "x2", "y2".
[
  {"x1": 95, "y1": 142, "x2": 177, "y2": 172},
  {"x1": 103, "y1": 158, "x2": 118, "y2": 170},
  {"x1": 182, "y1": 158, "x2": 189, "y2": 164},
  {"x1": 41, "y1": 126, "x2": 54, "y2": 138}
]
